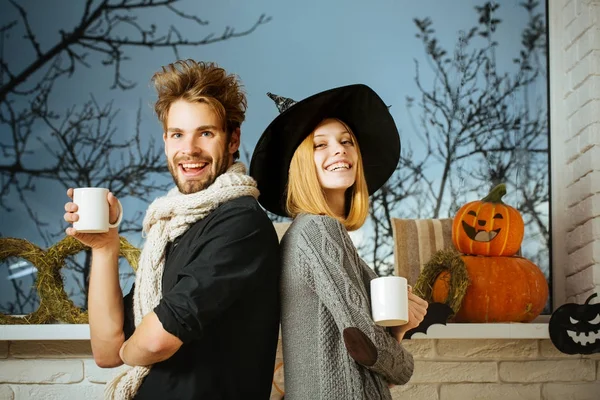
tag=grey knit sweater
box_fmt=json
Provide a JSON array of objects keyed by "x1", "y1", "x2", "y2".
[{"x1": 280, "y1": 213, "x2": 414, "y2": 400}]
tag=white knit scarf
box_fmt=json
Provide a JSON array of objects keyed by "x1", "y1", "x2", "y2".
[{"x1": 105, "y1": 162, "x2": 259, "y2": 400}]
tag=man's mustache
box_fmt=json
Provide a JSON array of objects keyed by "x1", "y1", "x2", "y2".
[{"x1": 174, "y1": 156, "x2": 212, "y2": 164}]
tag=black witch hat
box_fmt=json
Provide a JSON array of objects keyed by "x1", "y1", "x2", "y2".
[{"x1": 250, "y1": 84, "x2": 401, "y2": 217}]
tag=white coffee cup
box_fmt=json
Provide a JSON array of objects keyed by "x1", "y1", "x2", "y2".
[
  {"x1": 73, "y1": 188, "x2": 123, "y2": 233},
  {"x1": 370, "y1": 276, "x2": 409, "y2": 327}
]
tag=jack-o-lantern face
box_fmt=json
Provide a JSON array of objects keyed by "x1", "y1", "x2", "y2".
[
  {"x1": 549, "y1": 293, "x2": 600, "y2": 355},
  {"x1": 461, "y1": 209, "x2": 505, "y2": 243},
  {"x1": 452, "y1": 184, "x2": 524, "y2": 256}
]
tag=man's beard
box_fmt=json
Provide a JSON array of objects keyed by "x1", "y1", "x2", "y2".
[{"x1": 168, "y1": 152, "x2": 230, "y2": 194}]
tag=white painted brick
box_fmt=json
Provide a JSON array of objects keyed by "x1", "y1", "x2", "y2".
[
  {"x1": 573, "y1": 10, "x2": 595, "y2": 45},
  {"x1": 568, "y1": 286, "x2": 600, "y2": 303},
  {"x1": 566, "y1": 242, "x2": 600, "y2": 276},
  {"x1": 563, "y1": 1, "x2": 575, "y2": 14},
  {"x1": 565, "y1": 44, "x2": 577, "y2": 77},
  {"x1": 9, "y1": 341, "x2": 92, "y2": 359},
  {"x1": 565, "y1": 264, "x2": 600, "y2": 297},
  {"x1": 390, "y1": 384, "x2": 440, "y2": 400},
  {"x1": 568, "y1": 145, "x2": 600, "y2": 178},
  {"x1": 0, "y1": 360, "x2": 83, "y2": 384},
  {"x1": 563, "y1": 0, "x2": 577, "y2": 28},
  {"x1": 11, "y1": 383, "x2": 104, "y2": 400},
  {"x1": 401, "y1": 340, "x2": 435, "y2": 358},
  {"x1": 410, "y1": 362, "x2": 496, "y2": 383},
  {"x1": 566, "y1": 99, "x2": 596, "y2": 137},
  {"x1": 574, "y1": 0, "x2": 590, "y2": 18},
  {"x1": 568, "y1": 55, "x2": 598, "y2": 93},
  {"x1": 499, "y1": 359, "x2": 595, "y2": 382},
  {"x1": 565, "y1": 12, "x2": 592, "y2": 53},
  {"x1": 565, "y1": 73, "x2": 591, "y2": 115},
  {"x1": 0, "y1": 342, "x2": 7, "y2": 359},
  {"x1": 568, "y1": 118, "x2": 600, "y2": 147},
  {"x1": 566, "y1": 194, "x2": 600, "y2": 232},
  {"x1": 539, "y1": 339, "x2": 587, "y2": 358},
  {"x1": 83, "y1": 359, "x2": 130, "y2": 384},
  {"x1": 439, "y1": 383, "x2": 541, "y2": 400},
  {"x1": 436, "y1": 340, "x2": 537, "y2": 359},
  {"x1": 0, "y1": 385, "x2": 14, "y2": 400},
  {"x1": 542, "y1": 382, "x2": 600, "y2": 400},
  {"x1": 576, "y1": 29, "x2": 595, "y2": 65},
  {"x1": 567, "y1": 172, "x2": 600, "y2": 209},
  {"x1": 566, "y1": 89, "x2": 600, "y2": 141},
  {"x1": 390, "y1": 384, "x2": 439, "y2": 400}
]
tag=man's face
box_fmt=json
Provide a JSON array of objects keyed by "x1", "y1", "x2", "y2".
[{"x1": 163, "y1": 99, "x2": 240, "y2": 194}]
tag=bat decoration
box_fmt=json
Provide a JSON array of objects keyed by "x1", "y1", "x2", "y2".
[
  {"x1": 549, "y1": 293, "x2": 600, "y2": 355},
  {"x1": 404, "y1": 302, "x2": 454, "y2": 339}
]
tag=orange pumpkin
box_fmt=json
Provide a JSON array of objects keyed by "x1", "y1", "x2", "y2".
[
  {"x1": 432, "y1": 255, "x2": 548, "y2": 322},
  {"x1": 452, "y1": 183, "x2": 524, "y2": 257}
]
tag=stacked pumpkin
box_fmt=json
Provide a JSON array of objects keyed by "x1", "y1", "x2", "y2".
[{"x1": 431, "y1": 184, "x2": 549, "y2": 323}]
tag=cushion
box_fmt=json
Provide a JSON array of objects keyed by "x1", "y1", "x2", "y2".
[{"x1": 391, "y1": 218, "x2": 454, "y2": 285}]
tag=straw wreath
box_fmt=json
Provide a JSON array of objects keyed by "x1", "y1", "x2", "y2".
[
  {"x1": 413, "y1": 248, "x2": 470, "y2": 315},
  {"x1": 0, "y1": 236, "x2": 140, "y2": 325}
]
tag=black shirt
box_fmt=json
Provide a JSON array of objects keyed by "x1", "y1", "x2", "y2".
[{"x1": 123, "y1": 196, "x2": 281, "y2": 399}]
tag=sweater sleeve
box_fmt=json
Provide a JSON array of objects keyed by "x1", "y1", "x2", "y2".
[{"x1": 293, "y1": 215, "x2": 414, "y2": 385}]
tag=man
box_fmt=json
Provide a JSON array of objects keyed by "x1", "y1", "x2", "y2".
[{"x1": 64, "y1": 60, "x2": 281, "y2": 399}]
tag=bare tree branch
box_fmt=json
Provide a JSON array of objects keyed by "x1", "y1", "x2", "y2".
[
  {"x1": 0, "y1": 0, "x2": 270, "y2": 313},
  {"x1": 363, "y1": 0, "x2": 549, "y2": 276}
]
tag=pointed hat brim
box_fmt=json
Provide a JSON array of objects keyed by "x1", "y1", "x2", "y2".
[{"x1": 249, "y1": 84, "x2": 401, "y2": 217}]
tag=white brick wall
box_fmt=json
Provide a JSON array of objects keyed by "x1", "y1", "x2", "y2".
[
  {"x1": 551, "y1": 0, "x2": 600, "y2": 303},
  {"x1": 0, "y1": 341, "x2": 123, "y2": 400},
  {"x1": 0, "y1": 339, "x2": 598, "y2": 400},
  {"x1": 440, "y1": 384, "x2": 541, "y2": 400},
  {"x1": 543, "y1": 383, "x2": 600, "y2": 400}
]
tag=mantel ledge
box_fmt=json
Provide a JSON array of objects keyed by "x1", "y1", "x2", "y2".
[
  {"x1": 410, "y1": 322, "x2": 549, "y2": 339},
  {"x1": 0, "y1": 322, "x2": 550, "y2": 341}
]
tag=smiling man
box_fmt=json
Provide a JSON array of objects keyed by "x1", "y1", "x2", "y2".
[{"x1": 64, "y1": 60, "x2": 281, "y2": 400}]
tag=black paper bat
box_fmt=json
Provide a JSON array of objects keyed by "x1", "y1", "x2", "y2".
[{"x1": 403, "y1": 302, "x2": 454, "y2": 339}]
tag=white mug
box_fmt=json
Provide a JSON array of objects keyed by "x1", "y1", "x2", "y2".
[
  {"x1": 370, "y1": 276, "x2": 409, "y2": 327},
  {"x1": 73, "y1": 187, "x2": 123, "y2": 233}
]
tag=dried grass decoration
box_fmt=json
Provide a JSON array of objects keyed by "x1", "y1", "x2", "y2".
[
  {"x1": 413, "y1": 248, "x2": 469, "y2": 315},
  {"x1": 0, "y1": 236, "x2": 140, "y2": 325}
]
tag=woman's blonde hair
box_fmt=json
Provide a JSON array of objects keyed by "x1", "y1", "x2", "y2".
[{"x1": 286, "y1": 119, "x2": 369, "y2": 231}]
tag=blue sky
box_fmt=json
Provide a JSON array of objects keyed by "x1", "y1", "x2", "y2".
[{"x1": 0, "y1": 0, "x2": 548, "y2": 310}]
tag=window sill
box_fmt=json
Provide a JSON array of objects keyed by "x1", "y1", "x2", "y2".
[
  {"x1": 0, "y1": 324, "x2": 91, "y2": 341},
  {"x1": 0, "y1": 322, "x2": 550, "y2": 341},
  {"x1": 410, "y1": 322, "x2": 549, "y2": 339}
]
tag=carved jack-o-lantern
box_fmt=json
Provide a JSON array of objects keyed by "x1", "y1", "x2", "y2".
[
  {"x1": 549, "y1": 293, "x2": 600, "y2": 355},
  {"x1": 452, "y1": 183, "x2": 524, "y2": 257}
]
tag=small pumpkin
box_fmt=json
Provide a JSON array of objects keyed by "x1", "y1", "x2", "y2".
[
  {"x1": 432, "y1": 255, "x2": 548, "y2": 322},
  {"x1": 549, "y1": 293, "x2": 600, "y2": 355},
  {"x1": 452, "y1": 183, "x2": 524, "y2": 257}
]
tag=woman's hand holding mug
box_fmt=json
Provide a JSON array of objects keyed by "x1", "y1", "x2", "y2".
[{"x1": 390, "y1": 286, "x2": 428, "y2": 342}]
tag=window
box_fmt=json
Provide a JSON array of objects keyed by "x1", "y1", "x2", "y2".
[{"x1": 0, "y1": 1, "x2": 550, "y2": 316}]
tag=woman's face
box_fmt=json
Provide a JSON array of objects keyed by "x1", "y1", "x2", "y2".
[{"x1": 312, "y1": 118, "x2": 359, "y2": 196}]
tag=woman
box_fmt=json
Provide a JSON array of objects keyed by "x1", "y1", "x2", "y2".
[{"x1": 250, "y1": 84, "x2": 428, "y2": 399}]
